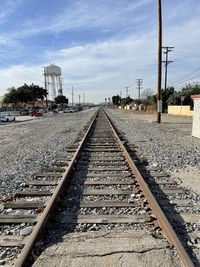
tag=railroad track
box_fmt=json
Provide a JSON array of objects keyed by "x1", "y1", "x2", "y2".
[{"x1": 0, "y1": 108, "x2": 198, "y2": 266}]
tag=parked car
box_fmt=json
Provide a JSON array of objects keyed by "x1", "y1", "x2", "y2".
[
  {"x1": 63, "y1": 108, "x2": 76, "y2": 113},
  {"x1": 0, "y1": 113, "x2": 15, "y2": 122},
  {"x1": 20, "y1": 110, "x2": 29, "y2": 115},
  {"x1": 29, "y1": 110, "x2": 43, "y2": 117}
]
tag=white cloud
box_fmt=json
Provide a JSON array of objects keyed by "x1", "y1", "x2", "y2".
[
  {"x1": 1, "y1": 0, "x2": 200, "y2": 103},
  {"x1": 5, "y1": 0, "x2": 151, "y2": 40},
  {"x1": 0, "y1": 64, "x2": 44, "y2": 92},
  {"x1": 0, "y1": 31, "x2": 158, "y2": 103}
]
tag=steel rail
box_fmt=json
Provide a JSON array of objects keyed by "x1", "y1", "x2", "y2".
[
  {"x1": 14, "y1": 109, "x2": 99, "y2": 267},
  {"x1": 104, "y1": 109, "x2": 194, "y2": 267}
]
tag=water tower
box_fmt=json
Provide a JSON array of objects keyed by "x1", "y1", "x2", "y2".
[{"x1": 44, "y1": 64, "x2": 63, "y2": 100}]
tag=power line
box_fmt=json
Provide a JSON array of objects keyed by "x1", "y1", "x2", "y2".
[
  {"x1": 173, "y1": 51, "x2": 199, "y2": 58},
  {"x1": 173, "y1": 72, "x2": 200, "y2": 87},
  {"x1": 172, "y1": 66, "x2": 200, "y2": 85},
  {"x1": 168, "y1": 22, "x2": 200, "y2": 48},
  {"x1": 175, "y1": 24, "x2": 200, "y2": 47}
]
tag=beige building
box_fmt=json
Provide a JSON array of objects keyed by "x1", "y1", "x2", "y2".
[{"x1": 168, "y1": 105, "x2": 193, "y2": 116}]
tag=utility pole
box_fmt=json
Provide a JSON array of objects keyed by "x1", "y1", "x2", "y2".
[
  {"x1": 72, "y1": 85, "x2": 74, "y2": 106},
  {"x1": 157, "y1": 0, "x2": 162, "y2": 123},
  {"x1": 78, "y1": 94, "x2": 81, "y2": 105},
  {"x1": 162, "y1": 46, "x2": 174, "y2": 112},
  {"x1": 125, "y1": 86, "x2": 129, "y2": 98},
  {"x1": 83, "y1": 92, "x2": 85, "y2": 105},
  {"x1": 162, "y1": 46, "x2": 174, "y2": 92},
  {"x1": 136, "y1": 79, "x2": 143, "y2": 99}
]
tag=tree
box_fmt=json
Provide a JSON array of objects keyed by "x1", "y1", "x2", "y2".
[
  {"x1": 181, "y1": 83, "x2": 200, "y2": 107},
  {"x1": 2, "y1": 84, "x2": 48, "y2": 109},
  {"x1": 167, "y1": 91, "x2": 181, "y2": 105},
  {"x1": 141, "y1": 88, "x2": 154, "y2": 100},
  {"x1": 28, "y1": 84, "x2": 48, "y2": 107},
  {"x1": 54, "y1": 95, "x2": 68, "y2": 110},
  {"x1": 112, "y1": 95, "x2": 121, "y2": 106},
  {"x1": 3, "y1": 87, "x2": 18, "y2": 106},
  {"x1": 29, "y1": 84, "x2": 47, "y2": 101},
  {"x1": 54, "y1": 95, "x2": 68, "y2": 104},
  {"x1": 120, "y1": 96, "x2": 133, "y2": 108},
  {"x1": 15, "y1": 84, "x2": 32, "y2": 105},
  {"x1": 141, "y1": 87, "x2": 175, "y2": 112},
  {"x1": 161, "y1": 86, "x2": 175, "y2": 112},
  {"x1": 166, "y1": 83, "x2": 200, "y2": 108}
]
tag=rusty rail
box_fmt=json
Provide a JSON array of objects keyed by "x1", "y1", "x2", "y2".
[
  {"x1": 14, "y1": 109, "x2": 99, "y2": 267},
  {"x1": 104, "y1": 109, "x2": 194, "y2": 267}
]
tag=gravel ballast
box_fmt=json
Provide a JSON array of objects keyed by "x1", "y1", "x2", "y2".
[
  {"x1": 107, "y1": 109, "x2": 200, "y2": 172},
  {"x1": 0, "y1": 109, "x2": 97, "y2": 196},
  {"x1": 1, "y1": 108, "x2": 199, "y2": 195}
]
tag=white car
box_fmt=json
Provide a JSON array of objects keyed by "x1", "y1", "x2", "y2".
[
  {"x1": 0, "y1": 113, "x2": 15, "y2": 122},
  {"x1": 63, "y1": 108, "x2": 76, "y2": 113}
]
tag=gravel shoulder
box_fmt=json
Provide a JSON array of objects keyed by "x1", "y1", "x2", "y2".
[
  {"x1": 171, "y1": 166, "x2": 200, "y2": 195},
  {"x1": 107, "y1": 109, "x2": 200, "y2": 194},
  {"x1": 0, "y1": 109, "x2": 97, "y2": 196}
]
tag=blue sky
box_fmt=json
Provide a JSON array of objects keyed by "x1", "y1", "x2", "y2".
[{"x1": 0, "y1": 0, "x2": 200, "y2": 103}]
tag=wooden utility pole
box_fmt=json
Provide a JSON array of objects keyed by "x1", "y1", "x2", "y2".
[{"x1": 157, "y1": 0, "x2": 162, "y2": 123}]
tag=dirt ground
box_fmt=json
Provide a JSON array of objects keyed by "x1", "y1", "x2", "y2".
[
  {"x1": 33, "y1": 230, "x2": 182, "y2": 267},
  {"x1": 171, "y1": 166, "x2": 200, "y2": 195}
]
